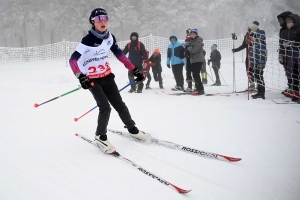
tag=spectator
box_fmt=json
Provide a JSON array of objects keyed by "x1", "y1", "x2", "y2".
[
  {"x1": 149, "y1": 48, "x2": 163, "y2": 89},
  {"x1": 277, "y1": 11, "x2": 293, "y2": 94},
  {"x1": 186, "y1": 29, "x2": 205, "y2": 95},
  {"x1": 248, "y1": 24, "x2": 267, "y2": 99},
  {"x1": 166, "y1": 34, "x2": 185, "y2": 91},
  {"x1": 123, "y1": 32, "x2": 148, "y2": 93},
  {"x1": 232, "y1": 21, "x2": 260, "y2": 91},
  {"x1": 281, "y1": 14, "x2": 300, "y2": 101},
  {"x1": 183, "y1": 28, "x2": 193, "y2": 91},
  {"x1": 208, "y1": 44, "x2": 221, "y2": 86}
]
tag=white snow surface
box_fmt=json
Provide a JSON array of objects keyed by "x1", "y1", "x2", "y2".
[{"x1": 0, "y1": 58, "x2": 299, "y2": 200}]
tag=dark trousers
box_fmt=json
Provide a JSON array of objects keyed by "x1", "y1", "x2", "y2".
[
  {"x1": 128, "y1": 65, "x2": 143, "y2": 90},
  {"x1": 153, "y1": 72, "x2": 163, "y2": 86},
  {"x1": 143, "y1": 71, "x2": 152, "y2": 86},
  {"x1": 186, "y1": 59, "x2": 192, "y2": 88},
  {"x1": 213, "y1": 66, "x2": 220, "y2": 83},
  {"x1": 253, "y1": 67, "x2": 265, "y2": 94},
  {"x1": 191, "y1": 62, "x2": 204, "y2": 92},
  {"x1": 172, "y1": 64, "x2": 184, "y2": 88},
  {"x1": 246, "y1": 57, "x2": 255, "y2": 83},
  {"x1": 286, "y1": 49, "x2": 300, "y2": 93},
  {"x1": 89, "y1": 73, "x2": 135, "y2": 135}
]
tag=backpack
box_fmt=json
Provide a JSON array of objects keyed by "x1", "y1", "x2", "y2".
[
  {"x1": 128, "y1": 42, "x2": 149, "y2": 61},
  {"x1": 128, "y1": 42, "x2": 141, "y2": 52}
]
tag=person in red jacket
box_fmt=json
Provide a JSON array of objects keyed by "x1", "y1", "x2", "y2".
[
  {"x1": 143, "y1": 51, "x2": 154, "y2": 89},
  {"x1": 149, "y1": 48, "x2": 163, "y2": 89}
]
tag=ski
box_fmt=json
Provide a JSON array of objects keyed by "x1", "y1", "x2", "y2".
[
  {"x1": 75, "y1": 133, "x2": 191, "y2": 194},
  {"x1": 107, "y1": 129, "x2": 241, "y2": 162},
  {"x1": 272, "y1": 98, "x2": 298, "y2": 104},
  {"x1": 205, "y1": 94, "x2": 230, "y2": 97}
]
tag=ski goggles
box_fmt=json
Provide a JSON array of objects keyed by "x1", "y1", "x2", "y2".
[{"x1": 92, "y1": 15, "x2": 109, "y2": 23}]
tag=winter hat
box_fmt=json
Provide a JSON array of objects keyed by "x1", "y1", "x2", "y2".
[
  {"x1": 248, "y1": 24, "x2": 258, "y2": 32},
  {"x1": 285, "y1": 16, "x2": 295, "y2": 23},
  {"x1": 190, "y1": 28, "x2": 198, "y2": 35},
  {"x1": 277, "y1": 11, "x2": 293, "y2": 20},
  {"x1": 211, "y1": 44, "x2": 217, "y2": 50},
  {"x1": 130, "y1": 32, "x2": 139, "y2": 39},
  {"x1": 154, "y1": 48, "x2": 160, "y2": 53},
  {"x1": 89, "y1": 8, "x2": 108, "y2": 25},
  {"x1": 253, "y1": 21, "x2": 260, "y2": 26}
]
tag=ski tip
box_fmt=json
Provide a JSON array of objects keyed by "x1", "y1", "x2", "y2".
[
  {"x1": 221, "y1": 155, "x2": 242, "y2": 162},
  {"x1": 168, "y1": 182, "x2": 192, "y2": 194},
  {"x1": 178, "y1": 189, "x2": 192, "y2": 194},
  {"x1": 34, "y1": 103, "x2": 39, "y2": 108},
  {"x1": 75, "y1": 133, "x2": 78, "y2": 136}
]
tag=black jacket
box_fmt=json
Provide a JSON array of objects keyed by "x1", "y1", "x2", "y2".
[
  {"x1": 210, "y1": 50, "x2": 221, "y2": 68},
  {"x1": 123, "y1": 40, "x2": 147, "y2": 66},
  {"x1": 149, "y1": 53, "x2": 162, "y2": 73},
  {"x1": 277, "y1": 11, "x2": 293, "y2": 38},
  {"x1": 281, "y1": 14, "x2": 300, "y2": 51}
]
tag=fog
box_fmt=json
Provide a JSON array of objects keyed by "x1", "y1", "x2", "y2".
[{"x1": 0, "y1": 0, "x2": 299, "y2": 47}]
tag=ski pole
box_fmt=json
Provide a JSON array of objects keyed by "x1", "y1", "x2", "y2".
[
  {"x1": 232, "y1": 33, "x2": 237, "y2": 92},
  {"x1": 74, "y1": 81, "x2": 135, "y2": 122},
  {"x1": 218, "y1": 69, "x2": 228, "y2": 86},
  {"x1": 34, "y1": 85, "x2": 82, "y2": 108}
]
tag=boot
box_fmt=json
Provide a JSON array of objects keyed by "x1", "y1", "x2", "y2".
[
  {"x1": 128, "y1": 126, "x2": 151, "y2": 140},
  {"x1": 159, "y1": 84, "x2": 164, "y2": 89},
  {"x1": 145, "y1": 85, "x2": 151, "y2": 89},
  {"x1": 128, "y1": 88, "x2": 135, "y2": 93},
  {"x1": 95, "y1": 134, "x2": 116, "y2": 154},
  {"x1": 252, "y1": 84, "x2": 265, "y2": 99}
]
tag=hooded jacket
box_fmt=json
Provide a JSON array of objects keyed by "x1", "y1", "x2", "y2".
[
  {"x1": 186, "y1": 36, "x2": 204, "y2": 64},
  {"x1": 281, "y1": 14, "x2": 300, "y2": 45},
  {"x1": 277, "y1": 11, "x2": 293, "y2": 38},
  {"x1": 166, "y1": 34, "x2": 185, "y2": 66}
]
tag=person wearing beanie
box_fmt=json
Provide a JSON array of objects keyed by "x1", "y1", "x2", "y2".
[
  {"x1": 69, "y1": 8, "x2": 151, "y2": 154},
  {"x1": 166, "y1": 34, "x2": 185, "y2": 91},
  {"x1": 182, "y1": 28, "x2": 193, "y2": 91},
  {"x1": 123, "y1": 32, "x2": 148, "y2": 93},
  {"x1": 149, "y1": 48, "x2": 163, "y2": 89},
  {"x1": 232, "y1": 21, "x2": 260, "y2": 91},
  {"x1": 280, "y1": 14, "x2": 300, "y2": 101},
  {"x1": 185, "y1": 28, "x2": 205, "y2": 95},
  {"x1": 249, "y1": 26, "x2": 267, "y2": 99},
  {"x1": 208, "y1": 44, "x2": 222, "y2": 86}
]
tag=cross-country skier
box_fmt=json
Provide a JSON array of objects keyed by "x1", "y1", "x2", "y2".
[{"x1": 69, "y1": 8, "x2": 151, "y2": 154}]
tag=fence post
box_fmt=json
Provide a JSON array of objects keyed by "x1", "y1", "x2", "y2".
[
  {"x1": 150, "y1": 34, "x2": 154, "y2": 54},
  {"x1": 63, "y1": 39, "x2": 68, "y2": 67}
]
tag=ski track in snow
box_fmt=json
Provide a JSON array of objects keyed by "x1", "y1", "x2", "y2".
[{"x1": 0, "y1": 58, "x2": 300, "y2": 200}]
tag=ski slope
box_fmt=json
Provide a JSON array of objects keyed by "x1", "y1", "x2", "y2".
[{"x1": 0, "y1": 58, "x2": 299, "y2": 200}]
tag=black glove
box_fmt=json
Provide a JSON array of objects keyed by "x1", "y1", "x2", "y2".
[
  {"x1": 207, "y1": 60, "x2": 211, "y2": 66},
  {"x1": 77, "y1": 73, "x2": 93, "y2": 89},
  {"x1": 167, "y1": 64, "x2": 171, "y2": 68},
  {"x1": 132, "y1": 67, "x2": 145, "y2": 82},
  {"x1": 232, "y1": 49, "x2": 237, "y2": 53}
]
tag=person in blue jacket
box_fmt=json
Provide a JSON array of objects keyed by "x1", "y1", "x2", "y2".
[{"x1": 166, "y1": 34, "x2": 185, "y2": 90}]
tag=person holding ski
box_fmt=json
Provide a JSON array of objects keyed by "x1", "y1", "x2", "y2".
[
  {"x1": 69, "y1": 8, "x2": 151, "y2": 154},
  {"x1": 149, "y1": 48, "x2": 163, "y2": 89},
  {"x1": 123, "y1": 32, "x2": 148, "y2": 93},
  {"x1": 185, "y1": 28, "x2": 205, "y2": 95},
  {"x1": 208, "y1": 44, "x2": 222, "y2": 86}
]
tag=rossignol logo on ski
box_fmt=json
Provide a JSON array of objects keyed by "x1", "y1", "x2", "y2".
[
  {"x1": 138, "y1": 167, "x2": 169, "y2": 185},
  {"x1": 182, "y1": 147, "x2": 217, "y2": 158}
]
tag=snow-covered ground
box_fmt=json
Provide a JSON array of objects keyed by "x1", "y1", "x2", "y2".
[{"x1": 0, "y1": 58, "x2": 299, "y2": 200}]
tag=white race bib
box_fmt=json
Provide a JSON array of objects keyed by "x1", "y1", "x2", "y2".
[{"x1": 75, "y1": 34, "x2": 113, "y2": 78}]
